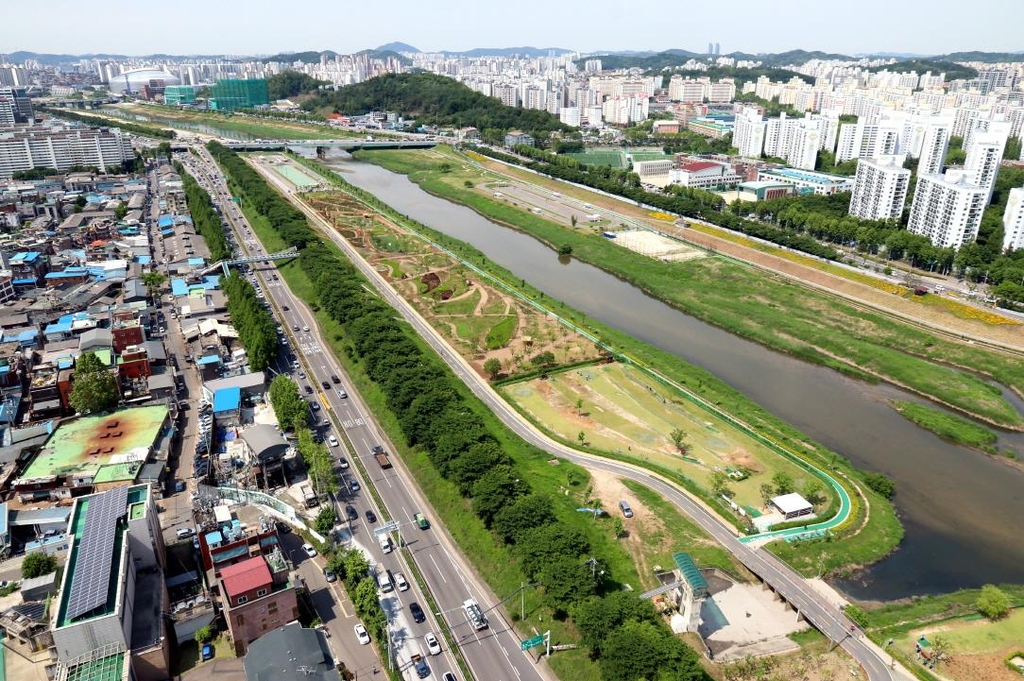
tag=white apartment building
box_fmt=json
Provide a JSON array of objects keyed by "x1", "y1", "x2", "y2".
[
  {"x1": 1002, "y1": 187, "x2": 1024, "y2": 251},
  {"x1": 908, "y1": 171, "x2": 988, "y2": 249},
  {"x1": 836, "y1": 121, "x2": 900, "y2": 162},
  {"x1": 848, "y1": 155, "x2": 911, "y2": 221},
  {"x1": 963, "y1": 121, "x2": 1010, "y2": 203},
  {"x1": 916, "y1": 119, "x2": 952, "y2": 176},
  {"x1": 788, "y1": 119, "x2": 823, "y2": 170},
  {"x1": 0, "y1": 124, "x2": 133, "y2": 178},
  {"x1": 559, "y1": 107, "x2": 581, "y2": 127},
  {"x1": 733, "y1": 107, "x2": 767, "y2": 157},
  {"x1": 493, "y1": 85, "x2": 519, "y2": 108},
  {"x1": 602, "y1": 95, "x2": 648, "y2": 126},
  {"x1": 668, "y1": 77, "x2": 706, "y2": 103}
]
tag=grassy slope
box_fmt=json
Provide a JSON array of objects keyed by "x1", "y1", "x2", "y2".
[
  {"x1": 294, "y1": 153, "x2": 902, "y2": 578},
  {"x1": 891, "y1": 401, "x2": 999, "y2": 453},
  {"x1": 355, "y1": 147, "x2": 1024, "y2": 430},
  {"x1": 112, "y1": 105, "x2": 337, "y2": 140}
]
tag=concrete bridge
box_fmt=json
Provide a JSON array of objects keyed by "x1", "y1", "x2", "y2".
[{"x1": 220, "y1": 139, "x2": 437, "y2": 153}]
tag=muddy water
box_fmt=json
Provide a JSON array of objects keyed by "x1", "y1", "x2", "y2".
[{"x1": 324, "y1": 152, "x2": 1024, "y2": 600}]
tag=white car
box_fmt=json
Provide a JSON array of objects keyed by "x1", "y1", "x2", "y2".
[
  {"x1": 425, "y1": 632, "x2": 441, "y2": 656},
  {"x1": 175, "y1": 527, "x2": 195, "y2": 539},
  {"x1": 328, "y1": 435, "x2": 339, "y2": 448},
  {"x1": 302, "y1": 543, "x2": 317, "y2": 558},
  {"x1": 354, "y1": 623, "x2": 370, "y2": 645},
  {"x1": 395, "y1": 572, "x2": 409, "y2": 591},
  {"x1": 302, "y1": 326, "x2": 310, "y2": 332}
]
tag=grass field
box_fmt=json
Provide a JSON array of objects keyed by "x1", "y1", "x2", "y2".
[
  {"x1": 564, "y1": 150, "x2": 627, "y2": 168},
  {"x1": 112, "y1": 104, "x2": 336, "y2": 140},
  {"x1": 892, "y1": 400, "x2": 999, "y2": 453},
  {"x1": 356, "y1": 147, "x2": 1024, "y2": 430},
  {"x1": 896, "y1": 609, "x2": 1024, "y2": 681},
  {"x1": 502, "y1": 363, "x2": 830, "y2": 511},
  {"x1": 629, "y1": 150, "x2": 674, "y2": 162}
]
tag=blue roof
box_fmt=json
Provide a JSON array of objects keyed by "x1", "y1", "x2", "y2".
[
  {"x1": 137, "y1": 255, "x2": 152, "y2": 265},
  {"x1": 44, "y1": 267, "x2": 90, "y2": 279},
  {"x1": 196, "y1": 355, "x2": 221, "y2": 366},
  {"x1": 10, "y1": 252, "x2": 40, "y2": 263},
  {"x1": 161, "y1": 228, "x2": 174, "y2": 237},
  {"x1": 44, "y1": 320, "x2": 72, "y2": 335},
  {"x1": 157, "y1": 216, "x2": 174, "y2": 228},
  {"x1": 12, "y1": 279, "x2": 36, "y2": 285},
  {"x1": 202, "y1": 275, "x2": 221, "y2": 289},
  {"x1": 212, "y1": 387, "x2": 241, "y2": 413},
  {"x1": 187, "y1": 258, "x2": 205, "y2": 266},
  {"x1": 170, "y1": 279, "x2": 189, "y2": 296},
  {"x1": 205, "y1": 530, "x2": 223, "y2": 545}
]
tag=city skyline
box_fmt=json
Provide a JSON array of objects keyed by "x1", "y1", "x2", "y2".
[{"x1": 3, "y1": 0, "x2": 1023, "y2": 58}]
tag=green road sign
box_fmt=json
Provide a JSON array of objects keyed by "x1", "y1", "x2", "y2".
[{"x1": 520, "y1": 635, "x2": 544, "y2": 651}]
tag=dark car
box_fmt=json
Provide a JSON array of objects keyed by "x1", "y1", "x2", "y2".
[
  {"x1": 310, "y1": 401, "x2": 320, "y2": 411},
  {"x1": 331, "y1": 375, "x2": 341, "y2": 384},
  {"x1": 345, "y1": 505, "x2": 358, "y2": 522},
  {"x1": 349, "y1": 478, "x2": 360, "y2": 493},
  {"x1": 321, "y1": 381, "x2": 331, "y2": 390},
  {"x1": 304, "y1": 385, "x2": 313, "y2": 395},
  {"x1": 372, "y1": 445, "x2": 384, "y2": 456},
  {"x1": 282, "y1": 305, "x2": 289, "y2": 311},
  {"x1": 277, "y1": 523, "x2": 292, "y2": 534},
  {"x1": 365, "y1": 509, "x2": 377, "y2": 523},
  {"x1": 409, "y1": 602, "x2": 426, "y2": 624}
]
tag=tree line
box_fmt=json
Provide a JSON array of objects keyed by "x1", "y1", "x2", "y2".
[
  {"x1": 471, "y1": 144, "x2": 839, "y2": 261},
  {"x1": 302, "y1": 73, "x2": 570, "y2": 142},
  {"x1": 213, "y1": 142, "x2": 710, "y2": 681},
  {"x1": 221, "y1": 273, "x2": 279, "y2": 372},
  {"x1": 40, "y1": 107, "x2": 176, "y2": 139},
  {"x1": 176, "y1": 162, "x2": 231, "y2": 261}
]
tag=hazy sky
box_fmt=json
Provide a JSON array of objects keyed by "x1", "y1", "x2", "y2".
[{"x1": 3, "y1": 0, "x2": 1022, "y2": 57}]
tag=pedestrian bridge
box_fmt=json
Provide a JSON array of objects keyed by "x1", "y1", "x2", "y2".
[{"x1": 221, "y1": 139, "x2": 437, "y2": 152}]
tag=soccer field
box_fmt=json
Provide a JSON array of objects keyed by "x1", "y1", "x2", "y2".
[
  {"x1": 629, "y1": 151, "x2": 674, "y2": 162},
  {"x1": 564, "y1": 150, "x2": 627, "y2": 168}
]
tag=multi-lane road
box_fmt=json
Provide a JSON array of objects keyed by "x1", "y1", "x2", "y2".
[{"x1": 177, "y1": 147, "x2": 549, "y2": 681}]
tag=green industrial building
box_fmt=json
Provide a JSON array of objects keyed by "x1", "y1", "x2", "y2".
[
  {"x1": 163, "y1": 85, "x2": 197, "y2": 106},
  {"x1": 209, "y1": 78, "x2": 269, "y2": 112}
]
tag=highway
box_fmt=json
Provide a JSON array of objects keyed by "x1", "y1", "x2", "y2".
[
  {"x1": 243, "y1": 155, "x2": 907, "y2": 681},
  {"x1": 177, "y1": 148, "x2": 548, "y2": 681}
]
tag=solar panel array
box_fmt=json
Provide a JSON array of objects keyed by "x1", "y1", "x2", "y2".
[{"x1": 65, "y1": 486, "x2": 129, "y2": 621}]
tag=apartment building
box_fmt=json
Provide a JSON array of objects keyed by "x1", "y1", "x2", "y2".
[
  {"x1": 733, "y1": 106, "x2": 767, "y2": 157},
  {"x1": 908, "y1": 171, "x2": 988, "y2": 248},
  {"x1": 848, "y1": 155, "x2": 911, "y2": 221},
  {"x1": 0, "y1": 124, "x2": 133, "y2": 179},
  {"x1": 1002, "y1": 187, "x2": 1024, "y2": 251}
]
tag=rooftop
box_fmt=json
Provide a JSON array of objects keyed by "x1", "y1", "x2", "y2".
[
  {"x1": 243, "y1": 622, "x2": 339, "y2": 681},
  {"x1": 20, "y1": 406, "x2": 168, "y2": 483},
  {"x1": 761, "y1": 167, "x2": 852, "y2": 185},
  {"x1": 771, "y1": 492, "x2": 813, "y2": 514},
  {"x1": 220, "y1": 555, "x2": 272, "y2": 600}
]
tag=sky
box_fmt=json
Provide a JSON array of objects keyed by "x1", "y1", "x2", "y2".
[{"x1": 3, "y1": 0, "x2": 1023, "y2": 57}]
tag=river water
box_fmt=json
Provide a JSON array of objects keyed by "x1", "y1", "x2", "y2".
[{"x1": 321, "y1": 152, "x2": 1024, "y2": 601}]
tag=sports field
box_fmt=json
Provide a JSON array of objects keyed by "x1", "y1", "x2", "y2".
[
  {"x1": 501, "y1": 362, "x2": 826, "y2": 511},
  {"x1": 628, "y1": 151, "x2": 674, "y2": 162},
  {"x1": 564, "y1": 150, "x2": 627, "y2": 169}
]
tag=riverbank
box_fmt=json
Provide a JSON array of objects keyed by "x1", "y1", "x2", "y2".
[
  {"x1": 292, "y1": 153, "x2": 903, "y2": 581},
  {"x1": 891, "y1": 401, "x2": 1001, "y2": 455},
  {"x1": 352, "y1": 147, "x2": 1024, "y2": 432},
  {"x1": 104, "y1": 103, "x2": 336, "y2": 140}
]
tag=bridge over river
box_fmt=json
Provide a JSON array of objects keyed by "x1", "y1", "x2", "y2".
[{"x1": 219, "y1": 139, "x2": 437, "y2": 152}]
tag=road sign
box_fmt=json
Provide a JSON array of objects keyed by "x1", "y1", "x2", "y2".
[
  {"x1": 520, "y1": 635, "x2": 545, "y2": 651},
  {"x1": 374, "y1": 520, "x2": 399, "y2": 536}
]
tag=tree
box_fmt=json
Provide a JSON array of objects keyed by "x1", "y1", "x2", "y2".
[
  {"x1": 759, "y1": 483, "x2": 775, "y2": 508},
  {"x1": 114, "y1": 202, "x2": 128, "y2": 220},
  {"x1": 492, "y1": 494, "x2": 556, "y2": 544},
  {"x1": 21, "y1": 552, "x2": 57, "y2": 579},
  {"x1": 863, "y1": 472, "x2": 896, "y2": 499},
  {"x1": 802, "y1": 480, "x2": 825, "y2": 506},
  {"x1": 314, "y1": 506, "x2": 337, "y2": 535},
  {"x1": 771, "y1": 471, "x2": 794, "y2": 495},
  {"x1": 483, "y1": 357, "x2": 502, "y2": 379},
  {"x1": 710, "y1": 471, "x2": 733, "y2": 497},
  {"x1": 571, "y1": 215, "x2": 578, "y2": 228},
  {"x1": 976, "y1": 584, "x2": 1011, "y2": 620},
  {"x1": 69, "y1": 351, "x2": 119, "y2": 414},
  {"x1": 471, "y1": 465, "x2": 524, "y2": 526},
  {"x1": 599, "y1": 620, "x2": 678, "y2": 681},
  {"x1": 559, "y1": 243, "x2": 573, "y2": 256},
  {"x1": 194, "y1": 625, "x2": 214, "y2": 643},
  {"x1": 669, "y1": 428, "x2": 688, "y2": 453},
  {"x1": 930, "y1": 634, "x2": 951, "y2": 666},
  {"x1": 612, "y1": 517, "x2": 625, "y2": 538},
  {"x1": 539, "y1": 555, "x2": 596, "y2": 611},
  {"x1": 516, "y1": 524, "x2": 590, "y2": 579},
  {"x1": 575, "y1": 398, "x2": 584, "y2": 416},
  {"x1": 531, "y1": 351, "x2": 556, "y2": 366},
  {"x1": 141, "y1": 271, "x2": 166, "y2": 299}
]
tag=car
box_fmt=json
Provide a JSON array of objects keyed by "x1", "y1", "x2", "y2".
[
  {"x1": 619, "y1": 500, "x2": 634, "y2": 518},
  {"x1": 328, "y1": 435, "x2": 339, "y2": 447},
  {"x1": 372, "y1": 445, "x2": 385, "y2": 455},
  {"x1": 338, "y1": 456, "x2": 349, "y2": 469},
  {"x1": 425, "y1": 632, "x2": 441, "y2": 656},
  {"x1": 298, "y1": 371, "x2": 306, "y2": 379},
  {"x1": 409, "y1": 601, "x2": 426, "y2": 623},
  {"x1": 349, "y1": 478, "x2": 360, "y2": 493},
  {"x1": 415, "y1": 513, "x2": 430, "y2": 530},
  {"x1": 331, "y1": 375, "x2": 341, "y2": 384},
  {"x1": 395, "y1": 572, "x2": 409, "y2": 591},
  {"x1": 345, "y1": 505, "x2": 358, "y2": 521},
  {"x1": 302, "y1": 543, "x2": 317, "y2": 558},
  {"x1": 174, "y1": 480, "x2": 186, "y2": 493},
  {"x1": 321, "y1": 381, "x2": 331, "y2": 390},
  {"x1": 276, "y1": 523, "x2": 292, "y2": 534},
  {"x1": 324, "y1": 568, "x2": 337, "y2": 582},
  {"x1": 201, "y1": 643, "x2": 214, "y2": 661},
  {"x1": 282, "y1": 305, "x2": 289, "y2": 311},
  {"x1": 365, "y1": 509, "x2": 377, "y2": 523},
  {"x1": 292, "y1": 325, "x2": 299, "y2": 332},
  {"x1": 176, "y1": 527, "x2": 195, "y2": 539},
  {"x1": 310, "y1": 402, "x2": 320, "y2": 411},
  {"x1": 338, "y1": 389, "x2": 348, "y2": 399},
  {"x1": 442, "y1": 673, "x2": 457, "y2": 681},
  {"x1": 354, "y1": 623, "x2": 371, "y2": 645},
  {"x1": 302, "y1": 326, "x2": 310, "y2": 332},
  {"x1": 304, "y1": 385, "x2": 313, "y2": 395}
]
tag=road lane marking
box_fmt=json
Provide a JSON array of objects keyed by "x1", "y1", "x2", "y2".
[{"x1": 430, "y1": 555, "x2": 447, "y2": 583}]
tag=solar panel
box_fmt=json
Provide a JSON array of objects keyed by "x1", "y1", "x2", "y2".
[{"x1": 65, "y1": 486, "x2": 129, "y2": 621}]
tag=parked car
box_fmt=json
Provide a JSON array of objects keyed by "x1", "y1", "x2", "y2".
[
  {"x1": 302, "y1": 543, "x2": 317, "y2": 558},
  {"x1": 176, "y1": 527, "x2": 195, "y2": 539},
  {"x1": 201, "y1": 643, "x2": 214, "y2": 661},
  {"x1": 324, "y1": 568, "x2": 337, "y2": 582},
  {"x1": 349, "y1": 478, "x2": 360, "y2": 493},
  {"x1": 409, "y1": 601, "x2": 426, "y2": 623},
  {"x1": 345, "y1": 505, "x2": 358, "y2": 522},
  {"x1": 328, "y1": 435, "x2": 339, "y2": 447},
  {"x1": 354, "y1": 623, "x2": 370, "y2": 645},
  {"x1": 619, "y1": 500, "x2": 634, "y2": 518},
  {"x1": 395, "y1": 572, "x2": 409, "y2": 591},
  {"x1": 310, "y1": 402, "x2": 320, "y2": 411},
  {"x1": 337, "y1": 456, "x2": 349, "y2": 469}
]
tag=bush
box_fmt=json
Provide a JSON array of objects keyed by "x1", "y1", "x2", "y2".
[
  {"x1": 863, "y1": 472, "x2": 896, "y2": 499},
  {"x1": 21, "y1": 553, "x2": 57, "y2": 579},
  {"x1": 978, "y1": 584, "x2": 1011, "y2": 620},
  {"x1": 194, "y1": 624, "x2": 215, "y2": 643}
]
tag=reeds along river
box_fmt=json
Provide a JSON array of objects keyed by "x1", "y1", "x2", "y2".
[{"x1": 322, "y1": 151, "x2": 1024, "y2": 601}]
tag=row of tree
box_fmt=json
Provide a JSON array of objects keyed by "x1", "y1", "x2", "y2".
[
  {"x1": 296, "y1": 427, "x2": 337, "y2": 496},
  {"x1": 472, "y1": 144, "x2": 839, "y2": 261},
  {"x1": 207, "y1": 141, "x2": 318, "y2": 249},
  {"x1": 221, "y1": 273, "x2": 279, "y2": 372},
  {"x1": 268, "y1": 374, "x2": 310, "y2": 431},
  {"x1": 40, "y1": 107, "x2": 176, "y2": 139},
  {"x1": 177, "y1": 162, "x2": 232, "y2": 261},
  {"x1": 216, "y1": 145, "x2": 710, "y2": 681}
]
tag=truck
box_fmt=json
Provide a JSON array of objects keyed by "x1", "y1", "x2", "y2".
[
  {"x1": 301, "y1": 484, "x2": 319, "y2": 508},
  {"x1": 373, "y1": 444, "x2": 392, "y2": 469},
  {"x1": 409, "y1": 652, "x2": 430, "y2": 679},
  {"x1": 463, "y1": 598, "x2": 487, "y2": 631},
  {"x1": 378, "y1": 533, "x2": 393, "y2": 554},
  {"x1": 414, "y1": 513, "x2": 430, "y2": 530}
]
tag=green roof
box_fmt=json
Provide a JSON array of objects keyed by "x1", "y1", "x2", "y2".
[
  {"x1": 673, "y1": 552, "x2": 708, "y2": 594},
  {"x1": 22, "y1": 406, "x2": 168, "y2": 482}
]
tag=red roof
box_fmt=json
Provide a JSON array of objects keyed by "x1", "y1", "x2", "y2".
[
  {"x1": 220, "y1": 556, "x2": 272, "y2": 599},
  {"x1": 678, "y1": 161, "x2": 720, "y2": 173}
]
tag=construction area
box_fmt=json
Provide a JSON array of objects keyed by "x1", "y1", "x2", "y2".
[{"x1": 603, "y1": 229, "x2": 705, "y2": 262}]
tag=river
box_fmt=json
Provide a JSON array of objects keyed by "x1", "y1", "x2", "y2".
[{"x1": 321, "y1": 152, "x2": 1024, "y2": 601}]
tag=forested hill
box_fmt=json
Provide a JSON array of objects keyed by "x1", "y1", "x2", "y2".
[
  {"x1": 303, "y1": 73, "x2": 569, "y2": 137},
  {"x1": 868, "y1": 59, "x2": 978, "y2": 80}
]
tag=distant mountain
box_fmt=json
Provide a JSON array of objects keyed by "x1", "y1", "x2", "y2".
[
  {"x1": 579, "y1": 48, "x2": 854, "y2": 71},
  {"x1": 442, "y1": 46, "x2": 574, "y2": 58},
  {"x1": 356, "y1": 49, "x2": 412, "y2": 66},
  {"x1": 931, "y1": 51, "x2": 1024, "y2": 63},
  {"x1": 376, "y1": 42, "x2": 420, "y2": 54},
  {"x1": 868, "y1": 59, "x2": 978, "y2": 80},
  {"x1": 261, "y1": 50, "x2": 338, "y2": 64},
  {"x1": 859, "y1": 52, "x2": 926, "y2": 59}
]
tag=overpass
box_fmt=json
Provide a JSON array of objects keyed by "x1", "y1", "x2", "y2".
[{"x1": 221, "y1": 139, "x2": 437, "y2": 153}]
